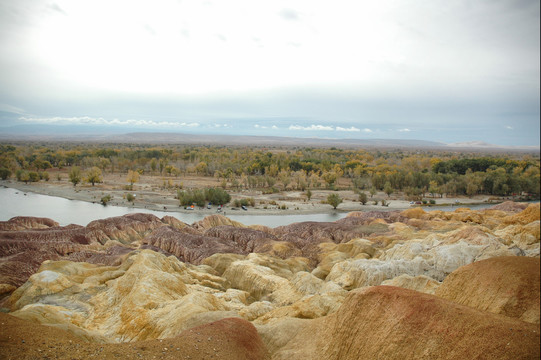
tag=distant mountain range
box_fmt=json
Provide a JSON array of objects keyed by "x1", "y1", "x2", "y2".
[{"x1": 0, "y1": 125, "x2": 538, "y2": 152}]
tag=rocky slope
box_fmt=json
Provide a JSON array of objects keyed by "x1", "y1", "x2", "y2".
[
  {"x1": 0, "y1": 201, "x2": 539, "y2": 359},
  {"x1": 0, "y1": 313, "x2": 268, "y2": 360},
  {"x1": 270, "y1": 285, "x2": 539, "y2": 360}
]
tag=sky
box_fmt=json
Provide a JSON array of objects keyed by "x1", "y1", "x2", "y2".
[{"x1": 0, "y1": 0, "x2": 539, "y2": 146}]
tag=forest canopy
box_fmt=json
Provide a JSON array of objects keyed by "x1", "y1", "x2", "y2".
[{"x1": 0, "y1": 142, "x2": 539, "y2": 199}]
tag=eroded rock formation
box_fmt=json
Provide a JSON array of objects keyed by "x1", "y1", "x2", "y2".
[
  {"x1": 435, "y1": 256, "x2": 540, "y2": 323},
  {"x1": 0, "y1": 202, "x2": 539, "y2": 359}
]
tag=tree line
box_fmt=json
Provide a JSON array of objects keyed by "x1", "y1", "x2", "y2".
[{"x1": 0, "y1": 143, "x2": 539, "y2": 199}]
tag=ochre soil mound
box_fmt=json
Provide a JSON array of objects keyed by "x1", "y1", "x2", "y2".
[
  {"x1": 435, "y1": 256, "x2": 540, "y2": 323},
  {"x1": 0, "y1": 313, "x2": 268, "y2": 360},
  {"x1": 310, "y1": 286, "x2": 540, "y2": 360}
]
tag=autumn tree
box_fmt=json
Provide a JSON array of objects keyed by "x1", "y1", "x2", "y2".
[
  {"x1": 195, "y1": 161, "x2": 208, "y2": 175},
  {"x1": 126, "y1": 170, "x2": 140, "y2": 190},
  {"x1": 69, "y1": 166, "x2": 81, "y2": 187},
  {"x1": 85, "y1": 167, "x2": 103, "y2": 186},
  {"x1": 322, "y1": 171, "x2": 339, "y2": 188}
]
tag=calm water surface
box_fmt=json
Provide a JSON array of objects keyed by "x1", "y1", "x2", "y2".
[
  {"x1": 0, "y1": 187, "x2": 348, "y2": 227},
  {"x1": 0, "y1": 187, "x2": 516, "y2": 227}
]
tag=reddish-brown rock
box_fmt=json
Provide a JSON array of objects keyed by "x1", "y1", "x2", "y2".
[
  {"x1": 324, "y1": 286, "x2": 540, "y2": 359},
  {"x1": 275, "y1": 286, "x2": 540, "y2": 360},
  {"x1": 435, "y1": 256, "x2": 540, "y2": 323},
  {"x1": 0, "y1": 313, "x2": 269, "y2": 360},
  {"x1": 142, "y1": 225, "x2": 247, "y2": 264},
  {"x1": 0, "y1": 214, "x2": 169, "y2": 291},
  {"x1": 0, "y1": 216, "x2": 59, "y2": 231}
]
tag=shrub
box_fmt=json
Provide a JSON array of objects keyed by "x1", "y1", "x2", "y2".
[
  {"x1": 429, "y1": 199, "x2": 436, "y2": 205},
  {"x1": 16, "y1": 170, "x2": 29, "y2": 183},
  {"x1": 126, "y1": 193, "x2": 135, "y2": 203},
  {"x1": 0, "y1": 168, "x2": 11, "y2": 180},
  {"x1": 101, "y1": 195, "x2": 112, "y2": 205},
  {"x1": 233, "y1": 198, "x2": 254, "y2": 207},
  {"x1": 177, "y1": 187, "x2": 230, "y2": 207},
  {"x1": 28, "y1": 171, "x2": 40, "y2": 182},
  {"x1": 40, "y1": 171, "x2": 50, "y2": 181}
]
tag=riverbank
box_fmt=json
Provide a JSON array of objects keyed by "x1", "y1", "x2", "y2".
[{"x1": 0, "y1": 176, "x2": 497, "y2": 217}]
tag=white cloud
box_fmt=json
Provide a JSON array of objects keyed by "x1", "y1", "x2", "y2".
[
  {"x1": 398, "y1": 128, "x2": 411, "y2": 132},
  {"x1": 362, "y1": 128, "x2": 373, "y2": 133},
  {"x1": 0, "y1": 103, "x2": 25, "y2": 114},
  {"x1": 19, "y1": 116, "x2": 199, "y2": 128},
  {"x1": 254, "y1": 124, "x2": 277, "y2": 130},
  {"x1": 336, "y1": 126, "x2": 361, "y2": 132},
  {"x1": 289, "y1": 124, "x2": 334, "y2": 131},
  {"x1": 506, "y1": 126, "x2": 514, "y2": 130}
]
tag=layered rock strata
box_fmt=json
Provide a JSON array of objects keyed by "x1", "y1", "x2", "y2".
[{"x1": 0, "y1": 202, "x2": 539, "y2": 359}]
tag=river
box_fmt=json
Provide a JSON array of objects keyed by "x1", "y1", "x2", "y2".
[
  {"x1": 0, "y1": 187, "x2": 349, "y2": 227},
  {"x1": 0, "y1": 187, "x2": 512, "y2": 228}
]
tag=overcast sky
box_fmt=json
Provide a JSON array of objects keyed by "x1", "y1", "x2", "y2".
[{"x1": 0, "y1": 0, "x2": 539, "y2": 146}]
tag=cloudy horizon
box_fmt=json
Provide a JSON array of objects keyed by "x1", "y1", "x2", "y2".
[{"x1": 1, "y1": 1, "x2": 539, "y2": 146}]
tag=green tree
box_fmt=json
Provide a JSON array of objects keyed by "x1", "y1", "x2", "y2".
[
  {"x1": 327, "y1": 193, "x2": 343, "y2": 209},
  {"x1": 69, "y1": 166, "x2": 81, "y2": 187},
  {"x1": 384, "y1": 182, "x2": 393, "y2": 197},
  {"x1": 85, "y1": 166, "x2": 103, "y2": 186},
  {"x1": 150, "y1": 158, "x2": 157, "y2": 173},
  {"x1": 428, "y1": 180, "x2": 440, "y2": 198},
  {"x1": 204, "y1": 187, "x2": 231, "y2": 205},
  {"x1": 18, "y1": 170, "x2": 30, "y2": 183},
  {"x1": 305, "y1": 189, "x2": 312, "y2": 201},
  {"x1": 28, "y1": 171, "x2": 40, "y2": 182},
  {"x1": 358, "y1": 192, "x2": 368, "y2": 205},
  {"x1": 0, "y1": 168, "x2": 11, "y2": 180}
]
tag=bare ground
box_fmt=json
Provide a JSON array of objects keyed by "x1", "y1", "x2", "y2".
[{"x1": 1, "y1": 169, "x2": 495, "y2": 217}]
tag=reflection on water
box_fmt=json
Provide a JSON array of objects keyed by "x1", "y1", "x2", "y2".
[
  {"x1": 0, "y1": 187, "x2": 348, "y2": 227},
  {"x1": 0, "y1": 187, "x2": 525, "y2": 228}
]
